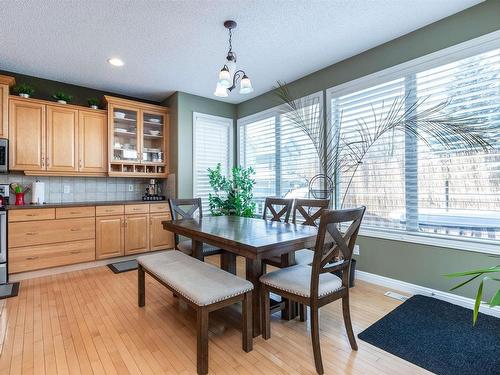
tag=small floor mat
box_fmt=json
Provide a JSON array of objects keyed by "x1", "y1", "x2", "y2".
[
  {"x1": 358, "y1": 295, "x2": 500, "y2": 375},
  {"x1": 108, "y1": 260, "x2": 138, "y2": 274},
  {"x1": 0, "y1": 282, "x2": 19, "y2": 299}
]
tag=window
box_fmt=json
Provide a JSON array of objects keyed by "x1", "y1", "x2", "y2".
[
  {"x1": 193, "y1": 113, "x2": 233, "y2": 211},
  {"x1": 328, "y1": 34, "x2": 500, "y2": 249},
  {"x1": 238, "y1": 93, "x2": 322, "y2": 214}
]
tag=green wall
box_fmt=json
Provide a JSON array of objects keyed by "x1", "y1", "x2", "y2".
[
  {"x1": 236, "y1": 0, "x2": 500, "y2": 301},
  {"x1": 163, "y1": 92, "x2": 236, "y2": 198},
  {"x1": 1, "y1": 69, "x2": 158, "y2": 108}
]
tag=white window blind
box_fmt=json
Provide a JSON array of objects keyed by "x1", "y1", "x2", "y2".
[
  {"x1": 193, "y1": 113, "x2": 233, "y2": 212},
  {"x1": 329, "y1": 43, "x2": 500, "y2": 246},
  {"x1": 238, "y1": 93, "x2": 321, "y2": 214}
]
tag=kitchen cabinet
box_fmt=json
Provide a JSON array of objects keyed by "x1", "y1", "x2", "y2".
[
  {"x1": 96, "y1": 215, "x2": 124, "y2": 259},
  {"x1": 46, "y1": 105, "x2": 79, "y2": 172},
  {"x1": 0, "y1": 75, "x2": 15, "y2": 138},
  {"x1": 9, "y1": 98, "x2": 46, "y2": 171},
  {"x1": 150, "y1": 213, "x2": 174, "y2": 251},
  {"x1": 105, "y1": 96, "x2": 168, "y2": 177},
  {"x1": 79, "y1": 110, "x2": 107, "y2": 173},
  {"x1": 124, "y1": 214, "x2": 149, "y2": 254}
]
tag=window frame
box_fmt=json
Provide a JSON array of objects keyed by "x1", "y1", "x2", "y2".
[
  {"x1": 192, "y1": 112, "x2": 234, "y2": 208},
  {"x1": 326, "y1": 30, "x2": 500, "y2": 255}
]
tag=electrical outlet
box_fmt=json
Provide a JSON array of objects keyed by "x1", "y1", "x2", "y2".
[
  {"x1": 353, "y1": 244, "x2": 360, "y2": 255},
  {"x1": 128, "y1": 184, "x2": 134, "y2": 192},
  {"x1": 63, "y1": 185, "x2": 70, "y2": 194}
]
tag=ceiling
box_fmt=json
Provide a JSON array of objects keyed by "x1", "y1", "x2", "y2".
[{"x1": 0, "y1": 0, "x2": 482, "y2": 104}]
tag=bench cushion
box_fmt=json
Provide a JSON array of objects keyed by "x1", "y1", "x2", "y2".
[
  {"x1": 259, "y1": 264, "x2": 342, "y2": 298},
  {"x1": 138, "y1": 251, "x2": 253, "y2": 306}
]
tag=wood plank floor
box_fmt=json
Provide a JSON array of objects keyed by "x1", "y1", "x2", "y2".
[{"x1": 0, "y1": 256, "x2": 431, "y2": 374}]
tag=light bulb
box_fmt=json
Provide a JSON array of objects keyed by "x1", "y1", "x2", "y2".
[
  {"x1": 214, "y1": 82, "x2": 228, "y2": 97},
  {"x1": 218, "y1": 66, "x2": 231, "y2": 88},
  {"x1": 239, "y1": 75, "x2": 254, "y2": 94}
]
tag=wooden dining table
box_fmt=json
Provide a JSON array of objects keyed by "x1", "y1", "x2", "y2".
[{"x1": 163, "y1": 215, "x2": 318, "y2": 337}]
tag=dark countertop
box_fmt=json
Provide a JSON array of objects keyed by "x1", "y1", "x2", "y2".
[{"x1": 6, "y1": 200, "x2": 168, "y2": 210}]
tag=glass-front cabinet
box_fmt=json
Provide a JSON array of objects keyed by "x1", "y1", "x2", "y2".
[{"x1": 104, "y1": 96, "x2": 168, "y2": 177}]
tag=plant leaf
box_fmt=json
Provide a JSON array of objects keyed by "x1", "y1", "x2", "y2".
[
  {"x1": 489, "y1": 289, "x2": 500, "y2": 308},
  {"x1": 473, "y1": 279, "x2": 484, "y2": 326},
  {"x1": 449, "y1": 273, "x2": 483, "y2": 291},
  {"x1": 444, "y1": 266, "x2": 500, "y2": 278}
]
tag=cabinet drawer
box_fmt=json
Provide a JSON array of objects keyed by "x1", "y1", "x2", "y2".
[
  {"x1": 9, "y1": 208, "x2": 56, "y2": 222},
  {"x1": 125, "y1": 204, "x2": 149, "y2": 214},
  {"x1": 56, "y1": 206, "x2": 95, "y2": 219},
  {"x1": 149, "y1": 203, "x2": 170, "y2": 213},
  {"x1": 9, "y1": 217, "x2": 95, "y2": 247},
  {"x1": 96, "y1": 205, "x2": 124, "y2": 216},
  {"x1": 9, "y1": 239, "x2": 95, "y2": 273}
]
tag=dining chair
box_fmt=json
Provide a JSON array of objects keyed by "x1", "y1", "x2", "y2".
[
  {"x1": 262, "y1": 197, "x2": 294, "y2": 222},
  {"x1": 168, "y1": 198, "x2": 223, "y2": 258},
  {"x1": 260, "y1": 206, "x2": 366, "y2": 374}
]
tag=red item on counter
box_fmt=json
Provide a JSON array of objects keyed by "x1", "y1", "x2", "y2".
[{"x1": 15, "y1": 192, "x2": 25, "y2": 206}]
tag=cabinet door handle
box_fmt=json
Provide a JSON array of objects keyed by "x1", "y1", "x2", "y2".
[
  {"x1": 26, "y1": 213, "x2": 37, "y2": 217},
  {"x1": 26, "y1": 256, "x2": 38, "y2": 260},
  {"x1": 70, "y1": 228, "x2": 80, "y2": 232},
  {"x1": 105, "y1": 209, "x2": 114, "y2": 212},
  {"x1": 26, "y1": 232, "x2": 38, "y2": 236},
  {"x1": 70, "y1": 250, "x2": 81, "y2": 254},
  {"x1": 70, "y1": 211, "x2": 79, "y2": 214}
]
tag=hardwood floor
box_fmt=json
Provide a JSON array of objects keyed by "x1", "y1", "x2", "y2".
[{"x1": 0, "y1": 255, "x2": 431, "y2": 374}]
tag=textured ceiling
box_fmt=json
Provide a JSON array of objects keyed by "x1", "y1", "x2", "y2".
[{"x1": 0, "y1": 0, "x2": 482, "y2": 103}]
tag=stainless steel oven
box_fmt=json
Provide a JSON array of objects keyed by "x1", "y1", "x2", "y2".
[{"x1": 0, "y1": 139, "x2": 8, "y2": 173}]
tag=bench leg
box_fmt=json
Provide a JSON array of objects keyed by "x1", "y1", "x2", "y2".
[
  {"x1": 138, "y1": 265, "x2": 145, "y2": 307},
  {"x1": 242, "y1": 291, "x2": 253, "y2": 352},
  {"x1": 197, "y1": 307, "x2": 209, "y2": 375}
]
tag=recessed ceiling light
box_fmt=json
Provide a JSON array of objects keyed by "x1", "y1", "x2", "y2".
[{"x1": 108, "y1": 58, "x2": 124, "y2": 67}]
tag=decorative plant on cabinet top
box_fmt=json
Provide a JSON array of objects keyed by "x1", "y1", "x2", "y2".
[{"x1": 208, "y1": 163, "x2": 256, "y2": 217}]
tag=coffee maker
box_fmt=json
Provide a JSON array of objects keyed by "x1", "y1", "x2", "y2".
[
  {"x1": 143, "y1": 179, "x2": 165, "y2": 201},
  {"x1": 0, "y1": 184, "x2": 10, "y2": 207}
]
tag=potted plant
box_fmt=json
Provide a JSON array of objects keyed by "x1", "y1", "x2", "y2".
[
  {"x1": 87, "y1": 98, "x2": 100, "y2": 109},
  {"x1": 208, "y1": 163, "x2": 256, "y2": 217},
  {"x1": 13, "y1": 83, "x2": 35, "y2": 98},
  {"x1": 52, "y1": 92, "x2": 73, "y2": 104}
]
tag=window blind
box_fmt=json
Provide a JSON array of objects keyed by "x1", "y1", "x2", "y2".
[
  {"x1": 193, "y1": 113, "x2": 233, "y2": 212},
  {"x1": 330, "y1": 47, "x2": 500, "y2": 243},
  {"x1": 238, "y1": 94, "x2": 321, "y2": 214}
]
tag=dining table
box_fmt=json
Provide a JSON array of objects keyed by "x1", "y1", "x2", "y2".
[{"x1": 163, "y1": 215, "x2": 318, "y2": 337}]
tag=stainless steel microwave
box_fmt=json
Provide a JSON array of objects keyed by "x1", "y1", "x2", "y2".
[{"x1": 0, "y1": 139, "x2": 7, "y2": 173}]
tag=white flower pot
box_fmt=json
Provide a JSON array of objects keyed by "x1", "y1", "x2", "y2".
[
  {"x1": 19, "y1": 93, "x2": 30, "y2": 98},
  {"x1": 90, "y1": 105, "x2": 98, "y2": 109},
  {"x1": 57, "y1": 100, "x2": 67, "y2": 104}
]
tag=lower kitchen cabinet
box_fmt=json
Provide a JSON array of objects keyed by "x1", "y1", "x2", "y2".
[
  {"x1": 96, "y1": 215, "x2": 124, "y2": 259},
  {"x1": 124, "y1": 214, "x2": 149, "y2": 255},
  {"x1": 150, "y1": 213, "x2": 174, "y2": 251}
]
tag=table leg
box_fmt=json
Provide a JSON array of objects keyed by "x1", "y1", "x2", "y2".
[
  {"x1": 246, "y1": 257, "x2": 263, "y2": 337},
  {"x1": 281, "y1": 252, "x2": 297, "y2": 320},
  {"x1": 221, "y1": 252, "x2": 237, "y2": 275},
  {"x1": 192, "y1": 239, "x2": 204, "y2": 261}
]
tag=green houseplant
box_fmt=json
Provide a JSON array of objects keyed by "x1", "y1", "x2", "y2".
[
  {"x1": 13, "y1": 83, "x2": 35, "y2": 98},
  {"x1": 208, "y1": 163, "x2": 256, "y2": 217},
  {"x1": 87, "y1": 98, "x2": 100, "y2": 109},
  {"x1": 52, "y1": 91, "x2": 73, "y2": 104}
]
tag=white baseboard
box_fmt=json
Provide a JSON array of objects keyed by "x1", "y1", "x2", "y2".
[{"x1": 356, "y1": 270, "x2": 500, "y2": 319}]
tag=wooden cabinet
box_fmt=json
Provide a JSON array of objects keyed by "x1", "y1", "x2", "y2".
[
  {"x1": 9, "y1": 99, "x2": 46, "y2": 171},
  {"x1": 96, "y1": 215, "x2": 124, "y2": 259},
  {"x1": 105, "y1": 96, "x2": 169, "y2": 177},
  {"x1": 46, "y1": 106, "x2": 79, "y2": 172},
  {"x1": 0, "y1": 75, "x2": 15, "y2": 138},
  {"x1": 79, "y1": 110, "x2": 107, "y2": 173},
  {"x1": 150, "y1": 213, "x2": 174, "y2": 251},
  {"x1": 124, "y1": 214, "x2": 149, "y2": 254}
]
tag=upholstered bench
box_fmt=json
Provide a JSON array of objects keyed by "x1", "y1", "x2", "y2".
[{"x1": 137, "y1": 251, "x2": 253, "y2": 375}]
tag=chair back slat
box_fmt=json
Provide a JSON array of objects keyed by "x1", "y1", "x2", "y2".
[
  {"x1": 262, "y1": 197, "x2": 293, "y2": 223},
  {"x1": 169, "y1": 198, "x2": 203, "y2": 220},
  {"x1": 310, "y1": 207, "x2": 366, "y2": 296},
  {"x1": 292, "y1": 198, "x2": 330, "y2": 227}
]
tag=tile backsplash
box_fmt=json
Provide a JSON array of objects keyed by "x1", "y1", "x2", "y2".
[{"x1": 0, "y1": 173, "x2": 164, "y2": 204}]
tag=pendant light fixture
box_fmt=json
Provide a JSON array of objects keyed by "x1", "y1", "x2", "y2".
[{"x1": 214, "y1": 20, "x2": 254, "y2": 97}]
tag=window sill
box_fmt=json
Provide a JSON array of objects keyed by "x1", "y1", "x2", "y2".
[{"x1": 359, "y1": 229, "x2": 500, "y2": 256}]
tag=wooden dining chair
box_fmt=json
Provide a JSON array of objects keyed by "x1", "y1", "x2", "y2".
[
  {"x1": 168, "y1": 198, "x2": 223, "y2": 259},
  {"x1": 260, "y1": 206, "x2": 366, "y2": 374},
  {"x1": 262, "y1": 197, "x2": 294, "y2": 222}
]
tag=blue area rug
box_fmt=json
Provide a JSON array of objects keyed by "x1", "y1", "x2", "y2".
[{"x1": 358, "y1": 295, "x2": 500, "y2": 375}]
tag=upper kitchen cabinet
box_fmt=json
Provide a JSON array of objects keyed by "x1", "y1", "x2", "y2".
[
  {"x1": 0, "y1": 75, "x2": 15, "y2": 138},
  {"x1": 9, "y1": 96, "x2": 108, "y2": 176},
  {"x1": 104, "y1": 96, "x2": 168, "y2": 177},
  {"x1": 9, "y1": 98, "x2": 46, "y2": 171}
]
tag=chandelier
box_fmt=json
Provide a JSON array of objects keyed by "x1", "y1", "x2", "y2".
[{"x1": 214, "y1": 20, "x2": 254, "y2": 97}]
